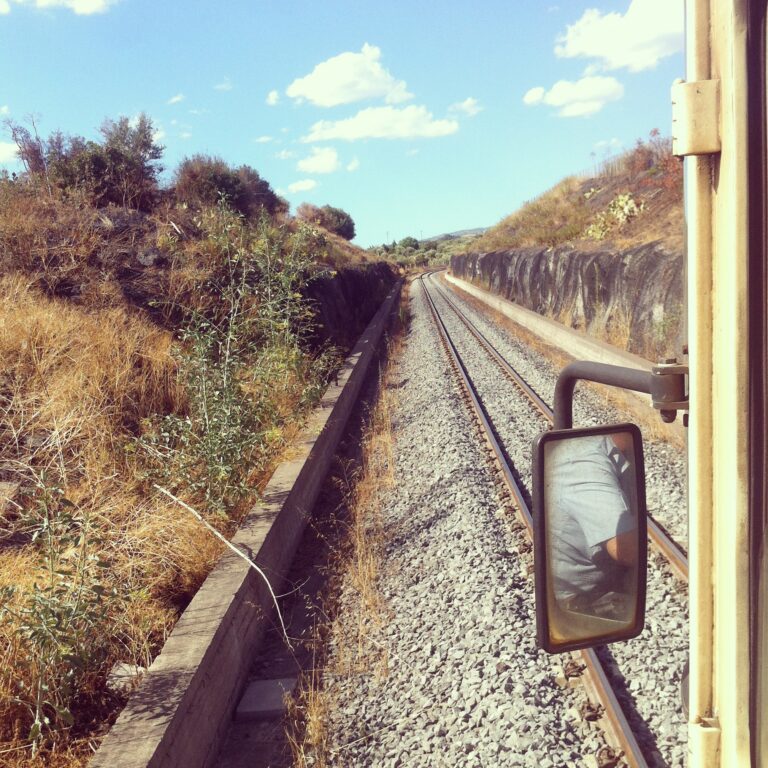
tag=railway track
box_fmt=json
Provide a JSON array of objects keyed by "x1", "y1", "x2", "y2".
[
  {"x1": 426, "y1": 272, "x2": 689, "y2": 583},
  {"x1": 419, "y1": 271, "x2": 688, "y2": 768}
]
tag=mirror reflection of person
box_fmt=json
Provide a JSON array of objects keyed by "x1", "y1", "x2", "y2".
[{"x1": 546, "y1": 432, "x2": 637, "y2": 619}]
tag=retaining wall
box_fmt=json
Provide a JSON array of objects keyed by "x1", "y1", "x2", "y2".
[{"x1": 450, "y1": 244, "x2": 683, "y2": 359}]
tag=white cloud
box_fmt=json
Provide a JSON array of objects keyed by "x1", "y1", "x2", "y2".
[
  {"x1": 406, "y1": 148, "x2": 419, "y2": 157},
  {"x1": 523, "y1": 87, "x2": 545, "y2": 105},
  {"x1": 0, "y1": 142, "x2": 19, "y2": 163},
  {"x1": 288, "y1": 179, "x2": 317, "y2": 194},
  {"x1": 594, "y1": 137, "x2": 623, "y2": 152},
  {"x1": 555, "y1": 0, "x2": 684, "y2": 73},
  {"x1": 180, "y1": 131, "x2": 192, "y2": 139},
  {"x1": 286, "y1": 43, "x2": 412, "y2": 108},
  {"x1": 276, "y1": 149, "x2": 295, "y2": 160},
  {"x1": 255, "y1": 135, "x2": 273, "y2": 144},
  {"x1": 303, "y1": 105, "x2": 458, "y2": 142},
  {"x1": 188, "y1": 108, "x2": 208, "y2": 116},
  {"x1": 297, "y1": 146, "x2": 340, "y2": 174},
  {"x1": 0, "y1": 105, "x2": 9, "y2": 115},
  {"x1": 153, "y1": 128, "x2": 166, "y2": 142},
  {"x1": 449, "y1": 97, "x2": 482, "y2": 117},
  {"x1": 266, "y1": 90, "x2": 280, "y2": 106},
  {"x1": 522, "y1": 76, "x2": 623, "y2": 117},
  {"x1": 0, "y1": 0, "x2": 118, "y2": 13},
  {"x1": 214, "y1": 78, "x2": 233, "y2": 91},
  {"x1": 346, "y1": 157, "x2": 360, "y2": 172},
  {"x1": 167, "y1": 93, "x2": 185, "y2": 105}
]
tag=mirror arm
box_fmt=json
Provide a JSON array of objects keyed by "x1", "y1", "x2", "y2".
[
  {"x1": 554, "y1": 360, "x2": 690, "y2": 429},
  {"x1": 553, "y1": 362, "x2": 654, "y2": 429}
]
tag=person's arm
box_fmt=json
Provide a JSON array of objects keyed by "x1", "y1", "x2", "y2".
[{"x1": 605, "y1": 529, "x2": 637, "y2": 566}]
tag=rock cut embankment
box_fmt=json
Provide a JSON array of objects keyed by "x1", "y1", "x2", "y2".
[{"x1": 450, "y1": 243, "x2": 683, "y2": 360}]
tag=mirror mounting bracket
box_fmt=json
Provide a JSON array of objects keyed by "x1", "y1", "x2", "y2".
[{"x1": 553, "y1": 360, "x2": 689, "y2": 429}]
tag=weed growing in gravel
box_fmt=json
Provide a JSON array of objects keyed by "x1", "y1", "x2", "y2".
[{"x1": 285, "y1": 290, "x2": 409, "y2": 768}]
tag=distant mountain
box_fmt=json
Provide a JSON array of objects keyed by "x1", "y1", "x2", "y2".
[{"x1": 422, "y1": 227, "x2": 488, "y2": 245}]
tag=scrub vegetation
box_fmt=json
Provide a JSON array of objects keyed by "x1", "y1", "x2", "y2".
[
  {"x1": 473, "y1": 130, "x2": 683, "y2": 254},
  {"x1": 367, "y1": 230, "x2": 485, "y2": 270},
  {"x1": 0, "y1": 113, "x2": 368, "y2": 766}
]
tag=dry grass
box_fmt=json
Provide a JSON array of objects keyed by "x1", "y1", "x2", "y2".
[
  {"x1": 0, "y1": 262, "x2": 332, "y2": 763},
  {"x1": 0, "y1": 276, "x2": 230, "y2": 763},
  {"x1": 471, "y1": 133, "x2": 684, "y2": 256},
  {"x1": 286, "y1": 292, "x2": 409, "y2": 768},
  {"x1": 474, "y1": 177, "x2": 590, "y2": 252}
]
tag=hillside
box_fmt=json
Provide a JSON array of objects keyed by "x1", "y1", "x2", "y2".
[
  {"x1": 450, "y1": 133, "x2": 685, "y2": 361},
  {"x1": 0, "y1": 116, "x2": 387, "y2": 767},
  {"x1": 470, "y1": 131, "x2": 683, "y2": 256}
]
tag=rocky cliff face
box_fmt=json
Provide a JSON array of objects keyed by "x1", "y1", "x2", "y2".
[{"x1": 450, "y1": 243, "x2": 683, "y2": 360}]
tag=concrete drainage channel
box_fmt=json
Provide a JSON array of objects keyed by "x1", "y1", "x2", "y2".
[{"x1": 90, "y1": 280, "x2": 403, "y2": 768}]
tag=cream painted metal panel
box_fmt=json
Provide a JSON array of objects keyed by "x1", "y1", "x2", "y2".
[
  {"x1": 687, "y1": 0, "x2": 753, "y2": 765},
  {"x1": 710, "y1": 2, "x2": 751, "y2": 765}
]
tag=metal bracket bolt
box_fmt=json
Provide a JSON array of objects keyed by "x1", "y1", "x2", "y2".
[{"x1": 651, "y1": 357, "x2": 689, "y2": 423}]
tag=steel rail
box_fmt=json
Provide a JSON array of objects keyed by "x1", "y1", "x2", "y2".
[
  {"x1": 419, "y1": 274, "x2": 648, "y2": 768},
  {"x1": 428, "y1": 272, "x2": 690, "y2": 583}
]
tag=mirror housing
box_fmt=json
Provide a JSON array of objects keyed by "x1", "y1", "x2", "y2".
[{"x1": 532, "y1": 423, "x2": 648, "y2": 653}]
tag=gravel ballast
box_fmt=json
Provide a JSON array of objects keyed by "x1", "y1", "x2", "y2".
[
  {"x1": 427, "y1": 275, "x2": 688, "y2": 767},
  {"x1": 322, "y1": 280, "x2": 619, "y2": 767}
]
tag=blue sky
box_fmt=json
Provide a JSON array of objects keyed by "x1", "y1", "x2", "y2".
[{"x1": 0, "y1": 0, "x2": 684, "y2": 247}]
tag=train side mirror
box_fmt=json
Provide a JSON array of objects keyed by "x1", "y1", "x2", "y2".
[{"x1": 532, "y1": 423, "x2": 647, "y2": 653}]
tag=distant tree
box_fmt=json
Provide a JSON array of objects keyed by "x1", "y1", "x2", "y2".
[
  {"x1": 98, "y1": 114, "x2": 163, "y2": 209},
  {"x1": 235, "y1": 164, "x2": 287, "y2": 218},
  {"x1": 399, "y1": 235, "x2": 419, "y2": 250},
  {"x1": 3, "y1": 116, "x2": 51, "y2": 194},
  {"x1": 6, "y1": 113, "x2": 164, "y2": 210}
]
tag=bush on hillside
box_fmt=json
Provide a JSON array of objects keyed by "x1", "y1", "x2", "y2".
[
  {"x1": 174, "y1": 155, "x2": 287, "y2": 220},
  {"x1": 4, "y1": 114, "x2": 163, "y2": 211},
  {"x1": 297, "y1": 202, "x2": 356, "y2": 240},
  {"x1": 319, "y1": 205, "x2": 355, "y2": 240}
]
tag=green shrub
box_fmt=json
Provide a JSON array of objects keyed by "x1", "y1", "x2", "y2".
[
  {"x1": 173, "y1": 154, "x2": 286, "y2": 220},
  {"x1": 296, "y1": 203, "x2": 355, "y2": 240},
  {"x1": 5, "y1": 113, "x2": 163, "y2": 211},
  {"x1": 138, "y1": 203, "x2": 335, "y2": 515},
  {"x1": 0, "y1": 474, "x2": 121, "y2": 753}
]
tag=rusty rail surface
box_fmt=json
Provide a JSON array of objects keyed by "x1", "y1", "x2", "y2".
[
  {"x1": 420, "y1": 273, "x2": 648, "y2": 768},
  {"x1": 429, "y1": 273, "x2": 690, "y2": 583}
]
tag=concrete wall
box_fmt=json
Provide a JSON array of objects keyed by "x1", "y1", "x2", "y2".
[{"x1": 450, "y1": 244, "x2": 683, "y2": 359}]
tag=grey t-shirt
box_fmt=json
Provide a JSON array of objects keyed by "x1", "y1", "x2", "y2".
[{"x1": 545, "y1": 435, "x2": 634, "y2": 600}]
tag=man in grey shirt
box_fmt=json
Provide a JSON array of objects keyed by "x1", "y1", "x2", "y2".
[{"x1": 545, "y1": 432, "x2": 637, "y2": 613}]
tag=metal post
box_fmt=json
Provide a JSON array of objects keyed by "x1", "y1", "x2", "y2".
[{"x1": 553, "y1": 361, "x2": 654, "y2": 429}]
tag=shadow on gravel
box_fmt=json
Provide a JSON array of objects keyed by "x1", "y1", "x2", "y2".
[{"x1": 595, "y1": 644, "x2": 669, "y2": 767}]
